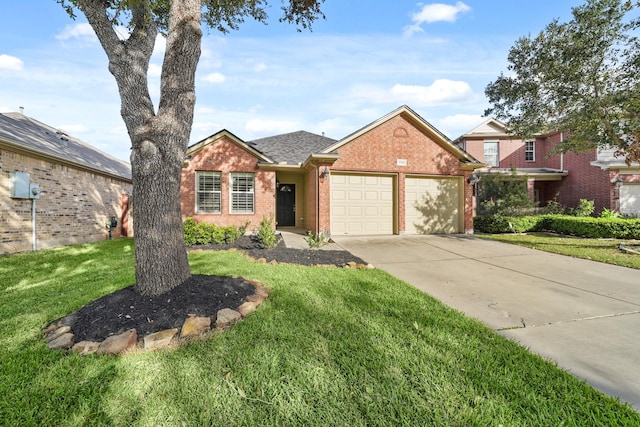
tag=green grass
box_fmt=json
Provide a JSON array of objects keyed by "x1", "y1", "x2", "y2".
[
  {"x1": 478, "y1": 232, "x2": 640, "y2": 270},
  {"x1": 1, "y1": 239, "x2": 638, "y2": 426}
]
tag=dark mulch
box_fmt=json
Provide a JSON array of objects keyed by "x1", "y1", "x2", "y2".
[{"x1": 58, "y1": 235, "x2": 367, "y2": 345}]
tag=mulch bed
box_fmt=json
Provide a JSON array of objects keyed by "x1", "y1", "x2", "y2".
[{"x1": 60, "y1": 235, "x2": 367, "y2": 344}]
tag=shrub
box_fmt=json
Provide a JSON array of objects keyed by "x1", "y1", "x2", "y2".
[
  {"x1": 477, "y1": 170, "x2": 534, "y2": 216},
  {"x1": 542, "y1": 197, "x2": 567, "y2": 215},
  {"x1": 571, "y1": 199, "x2": 595, "y2": 217},
  {"x1": 304, "y1": 231, "x2": 329, "y2": 249},
  {"x1": 474, "y1": 215, "x2": 547, "y2": 234},
  {"x1": 600, "y1": 208, "x2": 620, "y2": 218},
  {"x1": 257, "y1": 215, "x2": 278, "y2": 249},
  {"x1": 475, "y1": 214, "x2": 640, "y2": 239},
  {"x1": 183, "y1": 218, "x2": 246, "y2": 246},
  {"x1": 183, "y1": 217, "x2": 198, "y2": 246}
]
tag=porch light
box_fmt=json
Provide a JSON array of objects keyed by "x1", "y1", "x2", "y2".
[
  {"x1": 613, "y1": 176, "x2": 624, "y2": 186},
  {"x1": 467, "y1": 173, "x2": 480, "y2": 185},
  {"x1": 321, "y1": 167, "x2": 330, "y2": 179}
]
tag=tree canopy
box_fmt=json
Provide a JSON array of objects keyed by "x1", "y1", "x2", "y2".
[
  {"x1": 485, "y1": 0, "x2": 640, "y2": 163},
  {"x1": 56, "y1": 0, "x2": 324, "y2": 296}
]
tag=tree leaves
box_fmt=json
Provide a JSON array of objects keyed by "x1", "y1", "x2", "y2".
[{"x1": 485, "y1": 0, "x2": 640, "y2": 163}]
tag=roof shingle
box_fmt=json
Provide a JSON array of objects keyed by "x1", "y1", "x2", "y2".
[{"x1": 0, "y1": 112, "x2": 131, "y2": 180}]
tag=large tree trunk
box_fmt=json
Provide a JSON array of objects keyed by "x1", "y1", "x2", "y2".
[{"x1": 80, "y1": 0, "x2": 202, "y2": 296}]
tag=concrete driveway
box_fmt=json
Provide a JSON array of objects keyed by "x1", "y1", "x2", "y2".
[{"x1": 333, "y1": 234, "x2": 640, "y2": 410}]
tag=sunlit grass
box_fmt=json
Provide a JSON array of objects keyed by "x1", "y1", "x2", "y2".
[
  {"x1": 478, "y1": 232, "x2": 640, "y2": 269},
  {"x1": 0, "y1": 239, "x2": 638, "y2": 425}
]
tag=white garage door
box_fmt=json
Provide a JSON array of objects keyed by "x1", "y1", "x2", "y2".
[
  {"x1": 620, "y1": 184, "x2": 640, "y2": 215},
  {"x1": 405, "y1": 176, "x2": 461, "y2": 234},
  {"x1": 330, "y1": 174, "x2": 394, "y2": 235}
]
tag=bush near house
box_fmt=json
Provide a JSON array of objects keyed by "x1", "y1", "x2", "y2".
[
  {"x1": 474, "y1": 214, "x2": 640, "y2": 239},
  {"x1": 183, "y1": 217, "x2": 248, "y2": 246}
]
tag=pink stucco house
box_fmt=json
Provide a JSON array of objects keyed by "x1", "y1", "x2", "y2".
[
  {"x1": 455, "y1": 118, "x2": 640, "y2": 215},
  {"x1": 181, "y1": 106, "x2": 484, "y2": 236}
]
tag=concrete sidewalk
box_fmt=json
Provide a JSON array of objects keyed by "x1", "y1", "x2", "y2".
[
  {"x1": 333, "y1": 234, "x2": 640, "y2": 410},
  {"x1": 278, "y1": 228, "x2": 342, "y2": 250}
]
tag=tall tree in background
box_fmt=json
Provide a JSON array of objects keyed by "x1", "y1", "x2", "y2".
[
  {"x1": 485, "y1": 0, "x2": 640, "y2": 164},
  {"x1": 58, "y1": 0, "x2": 324, "y2": 296}
]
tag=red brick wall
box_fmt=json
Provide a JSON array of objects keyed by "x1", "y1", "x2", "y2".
[
  {"x1": 0, "y1": 148, "x2": 132, "y2": 254},
  {"x1": 180, "y1": 136, "x2": 275, "y2": 232},
  {"x1": 328, "y1": 115, "x2": 474, "y2": 233}
]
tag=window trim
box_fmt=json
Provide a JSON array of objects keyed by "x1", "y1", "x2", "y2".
[
  {"x1": 483, "y1": 140, "x2": 499, "y2": 167},
  {"x1": 195, "y1": 171, "x2": 222, "y2": 214},
  {"x1": 525, "y1": 140, "x2": 535, "y2": 162},
  {"x1": 230, "y1": 172, "x2": 255, "y2": 214}
]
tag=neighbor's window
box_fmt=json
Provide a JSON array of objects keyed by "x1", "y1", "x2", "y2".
[
  {"x1": 195, "y1": 171, "x2": 221, "y2": 213},
  {"x1": 484, "y1": 141, "x2": 499, "y2": 167},
  {"x1": 230, "y1": 172, "x2": 255, "y2": 214},
  {"x1": 525, "y1": 140, "x2": 535, "y2": 162}
]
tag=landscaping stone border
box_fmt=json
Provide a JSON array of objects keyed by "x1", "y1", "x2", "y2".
[{"x1": 44, "y1": 280, "x2": 270, "y2": 356}]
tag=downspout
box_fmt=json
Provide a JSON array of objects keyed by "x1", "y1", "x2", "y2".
[
  {"x1": 32, "y1": 199, "x2": 37, "y2": 251},
  {"x1": 311, "y1": 163, "x2": 319, "y2": 234},
  {"x1": 559, "y1": 132, "x2": 564, "y2": 171}
]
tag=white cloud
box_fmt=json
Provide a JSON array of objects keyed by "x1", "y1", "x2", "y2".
[
  {"x1": 202, "y1": 72, "x2": 226, "y2": 84},
  {"x1": 434, "y1": 113, "x2": 485, "y2": 139},
  {"x1": 55, "y1": 23, "x2": 97, "y2": 41},
  {"x1": 253, "y1": 62, "x2": 268, "y2": 72},
  {"x1": 404, "y1": 2, "x2": 471, "y2": 36},
  {"x1": 391, "y1": 80, "x2": 474, "y2": 106},
  {"x1": 153, "y1": 34, "x2": 167, "y2": 56},
  {"x1": 245, "y1": 119, "x2": 298, "y2": 134},
  {"x1": 350, "y1": 79, "x2": 476, "y2": 108},
  {"x1": 0, "y1": 54, "x2": 24, "y2": 71},
  {"x1": 148, "y1": 63, "x2": 162, "y2": 77}
]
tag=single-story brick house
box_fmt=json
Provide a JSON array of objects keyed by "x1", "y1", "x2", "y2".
[
  {"x1": 181, "y1": 105, "x2": 484, "y2": 236},
  {"x1": 0, "y1": 111, "x2": 133, "y2": 254},
  {"x1": 455, "y1": 118, "x2": 640, "y2": 215}
]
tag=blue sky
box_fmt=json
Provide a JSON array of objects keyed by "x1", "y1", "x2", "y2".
[{"x1": 0, "y1": 1, "x2": 582, "y2": 161}]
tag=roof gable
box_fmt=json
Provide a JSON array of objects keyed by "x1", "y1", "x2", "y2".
[
  {"x1": 248, "y1": 130, "x2": 337, "y2": 165},
  {"x1": 457, "y1": 118, "x2": 508, "y2": 140},
  {"x1": 0, "y1": 112, "x2": 131, "y2": 180},
  {"x1": 322, "y1": 105, "x2": 480, "y2": 164},
  {"x1": 187, "y1": 129, "x2": 274, "y2": 163}
]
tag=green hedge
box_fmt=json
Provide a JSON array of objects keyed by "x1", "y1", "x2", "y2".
[
  {"x1": 474, "y1": 215, "x2": 640, "y2": 239},
  {"x1": 183, "y1": 218, "x2": 248, "y2": 246}
]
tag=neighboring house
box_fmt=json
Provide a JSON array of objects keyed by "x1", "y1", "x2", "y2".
[
  {"x1": 455, "y1": 119, "x2": 640, "y2": 215},
  {"x1": 181, "y1": 105, "x2": 484, "y2": 236},
  {"x1": 0, "y1": 112, "x2": 133, "y2": 254}
]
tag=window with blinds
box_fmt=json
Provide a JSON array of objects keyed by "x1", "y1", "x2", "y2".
[
  {"x1": 230, "y1": 173, "x2": 255, "y2": 214},
  {"x1": 196, "y1": 171, "x2": 221, "y2": 213}
]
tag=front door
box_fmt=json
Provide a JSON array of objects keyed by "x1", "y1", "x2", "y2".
[{"x1": 276, "y1": 184, "x2": 296, "y2": 226}]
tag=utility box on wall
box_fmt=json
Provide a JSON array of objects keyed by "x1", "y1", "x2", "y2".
[{"x1": 9, "y1": 171, "x2": 31, "y2": 199}]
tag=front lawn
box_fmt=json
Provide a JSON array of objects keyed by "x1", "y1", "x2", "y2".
[
  {"x1": 1, "y1": 239, "x2": 638, "y2": 425},
  {"x1": 478, "y1": 232, "x2": 640, "y2": 270}
]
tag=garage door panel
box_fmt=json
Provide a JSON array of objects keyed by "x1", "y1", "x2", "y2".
[
  {"x1": 620, "y1": 184, "x2": 640, "y2": 214},
  {"x1": 331, "y1": 174, "x2": 394, "y2": 235},
  {"x1": 405, "y1": 177, "x2": 460, "y2": 234}
]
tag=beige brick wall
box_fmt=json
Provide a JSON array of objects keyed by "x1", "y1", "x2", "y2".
[{"x1": 1, "y1": 148, "x2": 132, "y2": 254}]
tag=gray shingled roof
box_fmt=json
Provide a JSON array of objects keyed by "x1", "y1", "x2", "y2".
[
  {"x1": 0, "y1": 112, "x2": 131, "y2": 180},
  {"x1": 248, "y1": 130, "x2": 337, "y2": 165}
]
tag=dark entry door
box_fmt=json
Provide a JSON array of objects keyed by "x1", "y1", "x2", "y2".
[{"x1": 276, "y1": 184, "x2": 296, "y2": 226}]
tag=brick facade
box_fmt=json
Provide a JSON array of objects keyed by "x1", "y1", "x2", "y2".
[
  {"x1": 329, "y1": 115, "x2": 476, "y2": 233},
  {"x1": 458, "y1": 122, "x2": 640, "y2": 215},
  {"x1": 183, "y1": 107, "x2": 481, "y2": 236},
  {"x1": 1, "y1": 148, "x2": 132, "y2": 254},
  {"x1": 180, "y1": 135, "x2": 276, "y2": 233}
]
